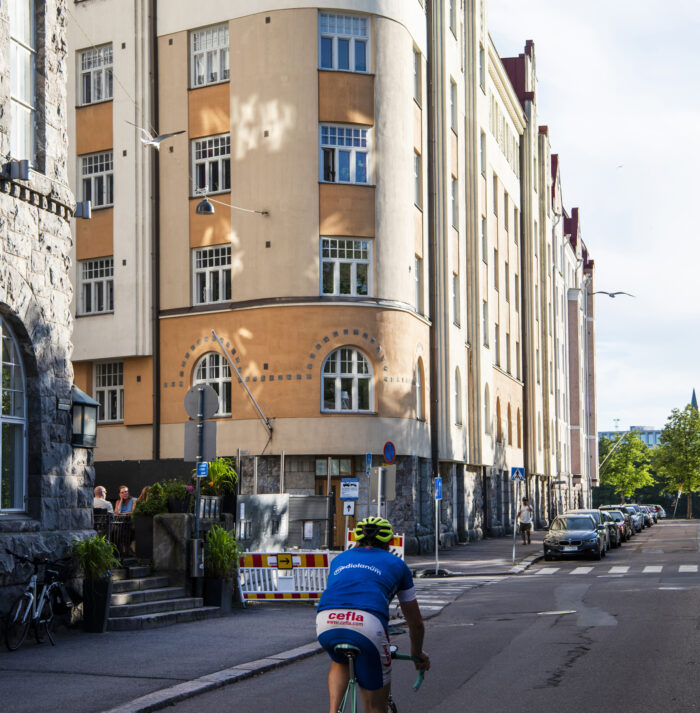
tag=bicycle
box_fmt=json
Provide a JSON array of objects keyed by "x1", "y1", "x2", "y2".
[
  {"x1": 333, "y1": 643, "x2": 424, "y2": 713},
  {"x1": 4, "y1": 549, "x2": 73, "y2": 651}
]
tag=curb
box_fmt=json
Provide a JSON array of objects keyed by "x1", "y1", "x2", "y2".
[{"x1": 99, "y1": 642, "x2": 323, "y2": 713}]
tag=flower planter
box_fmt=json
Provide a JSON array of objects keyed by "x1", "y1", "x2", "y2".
[
  {"x1": 83, "y1": 577, "x2": 113, "y2": 633},
  {"x1": 133, "y1": 513, "x2": 154, "y2": 560},
  {"x1": 203, "y1": 577, "x2": 234, "y2": 614},
  {"x1": 167, "y1": 494, "x2": 192, "y2": 513}
]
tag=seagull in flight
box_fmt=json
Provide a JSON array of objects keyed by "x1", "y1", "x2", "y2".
[
  {"x1": 593, "y1": 291, "x2": 635, "y2": 298},
  {"x1": 125, "y1": 121, "x2": 185, "y2": 150}
]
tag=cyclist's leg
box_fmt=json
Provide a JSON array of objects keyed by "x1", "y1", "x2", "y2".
[
  {"x1": 358, "y1": 683, "x2": 391, "y2": 713},
  {"x1": 328, "y1": 661, "x2": 351, "y2": 713}
]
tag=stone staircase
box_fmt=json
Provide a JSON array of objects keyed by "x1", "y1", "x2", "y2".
[{"x1": 107, "y1": 565, "x2": 220, "y2": 631}]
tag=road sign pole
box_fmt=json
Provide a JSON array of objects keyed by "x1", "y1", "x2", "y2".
[
  {"x1": 512, "y1": 479, "x2": 519, "y2": 564},
  {"x1": 377, "y1": 467, "x2": 384, "y2": 517},
  {"x1": 435, "y1": 490, "x2": 440, "y2": 576},
  {"x1": 195, "y1": 386, "x2": 204, "y2": 542}
]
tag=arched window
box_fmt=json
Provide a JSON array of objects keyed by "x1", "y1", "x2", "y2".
[
  {"x1": 507, "y1": 403, "x2": 513, "y2": 445},
  {"x1": 496, "y1": 396, "x2": 502, "y2": 442},
  {"x1": 415, "y1": 358, "x2": 424, "y2": 420},
  {"x1": 1, "y1": 317, "x2": 27, "y2": 511},
  {"x1": 454, "y1": 368, "x2": 462, "y2": 425},
  {"x1": 193, "y1": 352, "x2": 231, "y2": 416},
  {"x1": 322, "y1": 347, "x2": 373, "y2": 412},
  {"x1": 517, "y1": 408, "x2": 522, "y2": 448},
  {"x1": 484, "y1": 384, "x2": 490, "y2": 434}
]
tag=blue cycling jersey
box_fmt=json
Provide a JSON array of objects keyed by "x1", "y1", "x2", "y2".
[{"x1": 317, "y1": 546, "x2": 415, "y2": 629}]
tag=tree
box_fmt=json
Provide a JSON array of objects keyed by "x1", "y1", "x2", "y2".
[
  {"x1": 598, "y1": 432, "x2": 653, "y2": 501},
  {"x1": 652, "y1": 405, "x2": 700, "y2": 519}
]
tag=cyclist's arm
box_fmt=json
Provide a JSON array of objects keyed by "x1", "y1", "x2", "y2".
[{"x1": 399, "y1": 599, "x2": 430, "y2": 671}]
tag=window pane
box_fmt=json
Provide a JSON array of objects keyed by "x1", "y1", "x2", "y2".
[
  {"x1": 356, "y1": 263, "x2": 368, "y2": 295},
  {"x1": 357, "y1": 378, "x2": 369, "y2": 411},
  {"x1": 322, "y1": 262, "x2": 334, "y2": 294},
  {"x1": 337, "y1": 38, "x2": 349, "y2": 70},
  {"x1": 1, "y1": 423, "x2": 24, "y2": 510},
  {"x1": 321, "y1": 37, "x2": 333, "y2": 68},
  {"x1": 323, "y1": 148, "x2": 335, "y2": 182},
  {"x1": 338, "y1": 151, "x2": 350, "y2": 182},
  {"x1": 354, "y1": 40, "x2": 366, "y2": 72},
  {"x1": 339, "y1": 262, "x2": 351, "y2": 294},
  {"x1": 340, "y1": 378, "x2": 353, "y2": 410},
  {"x1": 323, "y1": 377, "x2": 336, "y2": 410},
  {"x1": 355, "y1": 152, "x2": 367, "y2": 184}
]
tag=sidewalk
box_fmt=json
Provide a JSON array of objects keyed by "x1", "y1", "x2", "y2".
[{"x1": 0, "y1": 532, "x2": 541, "y2": 713}]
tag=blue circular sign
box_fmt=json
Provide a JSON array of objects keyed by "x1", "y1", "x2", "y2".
[{"x1": 383, "y1": 441, "x2": 396, "y2": 464}]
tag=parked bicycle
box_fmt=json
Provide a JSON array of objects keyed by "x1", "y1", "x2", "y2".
[
  {"x1": 4, "y1": 549, "x2": 73, "y2": 651},
  {"x1": 334, "y1": 642, "x2": 424, "y2": 713}
]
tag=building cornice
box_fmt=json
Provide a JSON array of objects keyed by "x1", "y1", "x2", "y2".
[{"x1": 486, "y1": 36, "x2": 526, "y2": 133}]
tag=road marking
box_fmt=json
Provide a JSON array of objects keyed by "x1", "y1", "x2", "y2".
[
  {"x1": 679, "y1": 565, "x2": 698, "y2": 573},
  {"x1": 608, "y1": 566, "x2": 629, "y2": 574},
  {"x1": 537, "y1": 610, "x2": 576, "y2": 616},
  {"x1": 643, "y1": 565, "x2": 662, "y2": 573},
  {"x1": 571, "y1": 567, "x2": 593, "y2": 575},
  {"x1": 536, "y1": 568, "x2": 559, "y2": 575}
]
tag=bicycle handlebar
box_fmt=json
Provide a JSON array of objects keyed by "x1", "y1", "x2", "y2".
[
  {"x1": 5, "y1": 549, "x2": 71, "y2": 571},
  {"x1": 391, "y1": 652, "x2": 425, "y2": 691}
]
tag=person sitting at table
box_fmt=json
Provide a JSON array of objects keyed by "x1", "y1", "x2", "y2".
[
  {"x1": 93, "y1": 486, "x2": 114, "y2": 513},
  {"x1": 114, "y1": 485, "x2": 137, "y2": 514}
]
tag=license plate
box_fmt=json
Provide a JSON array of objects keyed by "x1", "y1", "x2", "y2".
[{"x1": 562, "y1": 545, "x2": 578, "y2": 552}]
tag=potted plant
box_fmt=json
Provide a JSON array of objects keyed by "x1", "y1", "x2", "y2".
[
  {"x1": 132, "y1": 482, "x2": 167, "y2": 559},
  {"x1": 201, "y1": 457, "x2": 239, "y2": 515},
  {"x1": 72, "y1": 535, "x2": 120, "y2": 633},
  {"x1": 162, "y1": 478, "x2": 193, "y2": 513},
  {"x1": 203, "y1": 524, "x2": 240, "y2": 613}
]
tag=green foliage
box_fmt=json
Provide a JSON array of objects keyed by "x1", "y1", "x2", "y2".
[
  {"x1": 133, "y1": 482, "x2": 167, "y2": 516},
  {"x1": 598, "y1": 431, "x2": 654, "y2": 499},
  {"x1": 652, "y1": 405, "x2": 700, "y2": 518},
  {"x1": 204, "y1": 525, "x2": 240, "y2": 579},
  {"x1": 161, "y1": 478, "x2": 190, "y2": 499},
  {"x1": 200, "y1": 457, "x2": 238, "y2": 496},
  {"x1": 73, "y1": 535, "x2": 120, "y2": 580}
]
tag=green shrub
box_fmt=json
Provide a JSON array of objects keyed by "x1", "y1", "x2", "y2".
[
  {"x1": 161, "y1": 478, "x2": 190, "y2": 500},
  {"x1": 200, "y1": 457, "x2": 238, "y2": 496},
  {"x1": 204, "y1": 525, "x2": 240, "y2": 579},
  {"x1": 73, "y1": 535, "x2": 120, "y2": 580},
  {"x1": 133, "y1": 482, "x2": 167, "y2": 516}
]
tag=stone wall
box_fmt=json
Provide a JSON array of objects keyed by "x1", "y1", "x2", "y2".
[{"x1": 0, "y1": 0, "x2": 93, "y2": 614}]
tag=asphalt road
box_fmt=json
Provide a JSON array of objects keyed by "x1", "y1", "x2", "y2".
[{"x1": 166, "y1": 520, "x2": 700, "y2": 713}]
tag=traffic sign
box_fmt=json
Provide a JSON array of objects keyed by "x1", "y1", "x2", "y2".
[
  {"x1": 365, "y1": 453, "x2": 372, "y2": 477},
  {"x1": 343, "y1": 501, "x2": 355, "y2": 516},
  {"x1": 383, "y1": 441, "x2": 396, "y2": 464},
  {"x1": 184, "y1": 384, "x2": 219, "y2": 420},
  {"x1": 434, "y1": 476, "x2": 443, "y2": 500},
  {"x1": 340, "y1": 478, "x2": 360, "y2": 501},
  {"x1": 196, "y1": 461, "x2": 209, "y2": 478},
  {"x1": 510, "y1": 467, "x2": 525, "y2": 482},
  {"x1": 184, "y1": 420, "x2": 216, "y2": 461}
]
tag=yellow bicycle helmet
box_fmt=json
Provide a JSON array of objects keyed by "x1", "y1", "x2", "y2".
[{"x1": 354, "y1": 516, "x2": 394, "y2": 543}]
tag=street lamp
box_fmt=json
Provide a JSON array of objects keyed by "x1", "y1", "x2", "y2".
[
  {"x1": 71, "y1": 385, "x2": 99, "y2": 448},
  {"x1": 194, "y1": 189, "x2": 269, "y2": 217}
]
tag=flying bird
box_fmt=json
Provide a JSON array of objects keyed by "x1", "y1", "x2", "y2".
[
  {"x1": 125, "y1": 121, "x2": 185, "y2": 150},
  {"x1": 593, "y1": 291, "x2": 635, "y2": 298}
]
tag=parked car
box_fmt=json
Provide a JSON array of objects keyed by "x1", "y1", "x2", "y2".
[
  {"x1": 544, "y1": 514, "x2": 605, "y2": 561},
  {"x1": 600, "y1": 509, "x2": 622, "y2": 547},
  {"x1": 601, "y1": 508, "x2": 629, "y2": 542},
  {"x1": 639, "y1": 505, "x2": 653, "y2": 527},
  {"x1": 567, "y1": 509, "x2": 611, "y2": 551},
  {"x1": 625, "y1": 504, "x2": 645, "y2": 532},
  {"x1": 644, "y1": 505, "x2": 659, "y2": 523},
  {"x1": 599, "y1": 505, "x2": 634, "y2": 539},
  {"x1": 652, "y1": 504, "x2": 667, "y2": 519}
]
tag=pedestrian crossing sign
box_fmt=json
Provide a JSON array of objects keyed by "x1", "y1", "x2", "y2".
[{"x1": 510, "y1": 467, "x2": 525, "y2": 481}]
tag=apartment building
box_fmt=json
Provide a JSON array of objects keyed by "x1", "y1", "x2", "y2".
[{"x1": 65, "y1": 0, "x2": 597, "y2": 549}]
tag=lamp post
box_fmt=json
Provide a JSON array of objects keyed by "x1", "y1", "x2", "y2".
[{"x1": 71, "y1": 385, "x2": 99, "y2": 448}]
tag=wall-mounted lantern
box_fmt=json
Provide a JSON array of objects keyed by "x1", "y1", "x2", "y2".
[{"x1": 71, "y1": 385, "x2": 99, "y2": 448}]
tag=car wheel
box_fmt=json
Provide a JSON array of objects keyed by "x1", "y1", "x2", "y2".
[
  {"x1": 601, "y1": 543, "x2": 607, "y2": 558},
  {"x1": 544, "y1": 553, "x2": 553, "y2": 562},
  {"x1": 593, "y1": 545, "x2": 602, "y2": 561}
]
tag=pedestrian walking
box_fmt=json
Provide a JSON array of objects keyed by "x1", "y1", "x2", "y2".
[{"x1": 516, "y1": 497, "x2": 533, "y2": 545}]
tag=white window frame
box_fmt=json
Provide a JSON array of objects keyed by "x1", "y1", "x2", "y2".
[
  {"x1": 319, "y1": 124, "x2": 371, "y2": 185},
  {"x1": 193, "y1": 246, "x2": 231, "y2": 305},
  {"x1": 414, "y1": 151, "x2": 422, "y2": 208},
  {"x1": 81, "y1": 151, "x2": 114, "y2": 208},
  {"x1": 451, "y1": 176, "x2": 458, "y2": 228},
  {"x1": 452, "y1": 273, "x2": 460, "y2": 326},
  {"x1": 454, "y1": 368, "x2": 462, "y2": 425},
  {"x1": 95, "y1": 361, "x2": 124, "y2": 423},
  {"x1": 192, "y1": 134, "x2": 231, "y2": 195},
  {"x1": 190, "y1": 23, "x2": 230, "y2": 88},
  {"x1": 450, "y1": 78, "x2": 457, "y2": 132},
  {"x1": 80, "y1": 257, "x2": 114, "y2": 315},
  {"x1": 193, "y1": 353, "x2": 231, "y2": 416},
  {"x1": 415, "y1": 256, "x2": 423, "y2": 313},
  {"x1": 319, "y1": 12, "x2": 369, "y2": 73},
  {"x1": 413, "y1": 48, "x2": 421, "y2": 104},
  {"x1": 79, "y1": 44, "x2": 113, "y2": 105},
  {"x1": 415, "y1": 360, "x2": 423, "y2": 420},
  {"x1": 10, "y1": 0, "x2": 36, "y2": 164},
  {"x1": 320, "y1": 237, "x2": 371, "y2": 297},
  {"x1": 1, "y1": 317, "x2": 27, "y2": 512},
  {"x1": 322, "y1": 347, "x2": 373, "y2": 413}
]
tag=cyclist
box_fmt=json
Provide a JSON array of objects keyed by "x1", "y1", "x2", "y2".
[{"x1": 316, "y1": 517, "x2": 430, "y2": 713}]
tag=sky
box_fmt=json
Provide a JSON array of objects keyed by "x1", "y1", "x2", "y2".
[{"x1": 488, "y1": 0, "x2": 700, "y2": 432}]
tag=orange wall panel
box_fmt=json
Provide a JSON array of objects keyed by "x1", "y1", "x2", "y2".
[
  {"x1": 76, "y1": 208, "x2": 114, "y2": 260},
  {"x1": 319, "y1": 184, "x2": 375, "y2": 238},
  {"x1": 318, "y1": 71, "x2": 374, "y2": 126},
  {"x1": 76, "y1": 102, "x2": 113, "y2": 156},
  {"x1": 189, "y1": 196, "x2": 233, "y2": 247},
  {"x1": 188, "y1": 83, "x2": 231, "y2": 139},
  {"x1": 124, "y1": 356, "x2": 153, "y2": 426},
  {"x1": 73, "y1": 361, "x2": 92, "y2": 394}
]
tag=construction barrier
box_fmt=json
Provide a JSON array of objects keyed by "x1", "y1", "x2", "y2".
[
  {"x1": 345, "y1": 530, "x2": 405, "y2": 559},
  {"x1": 238, "y1": 552, "x2": 329, "y2": 601}
]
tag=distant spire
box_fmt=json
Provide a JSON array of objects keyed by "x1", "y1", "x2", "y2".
[{"x1": 692, "y1": 389, "x2": 698, "y2": 411}]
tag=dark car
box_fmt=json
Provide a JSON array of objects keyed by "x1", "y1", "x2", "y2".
[
  {"x1": 567, "y1": 509, "x2": 611, "y2": 551},
  {"x1": 644, "y1": 505, "x2": 659, "y2": 524},
  {"x1": 543, "y1": 514, "x2": 605, "y2": 561},
  {"x1": 639, "y1": 505, "x2": 653, "y2": 527},
  {"x1": 624, "y1": 504, "x2": 644, "y2": 532},
  {"x1": 600, "y1": 505, "x2": 634, "y2": 540},
  {"x1": 601, "y1": 509, "x2": 628, "y2": 543}
]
